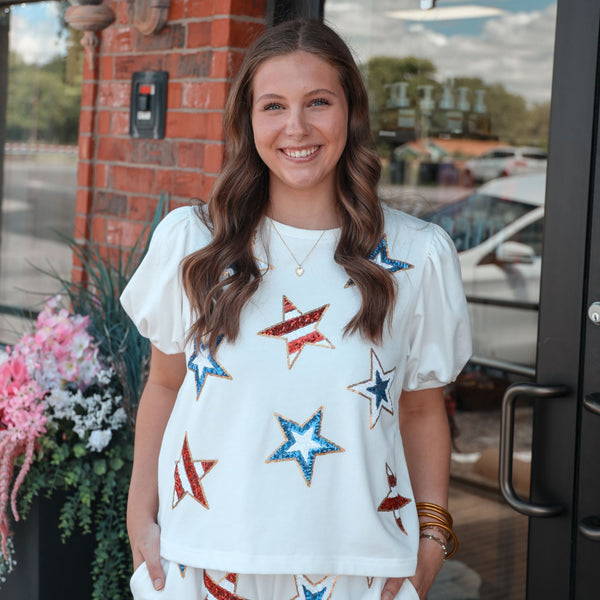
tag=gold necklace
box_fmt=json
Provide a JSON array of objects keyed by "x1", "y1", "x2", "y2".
[{"x1": 270, "y1": 220, "x2": 327, "y2": 277}]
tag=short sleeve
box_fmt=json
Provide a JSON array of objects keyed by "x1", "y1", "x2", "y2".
[
  {"x1": 120, "y1": 207, "x2": 201, "y2": 354},
  {"x1": 403, "y1": 225, "x2": 472, "y2": 391}
]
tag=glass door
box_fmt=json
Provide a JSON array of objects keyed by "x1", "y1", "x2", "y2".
[
  {"x1": 521, "y1": 0, "x2": 600, "y2": 597},
  {"x1": 324, "y1": 1, "x2": 556, "y2": 597}
]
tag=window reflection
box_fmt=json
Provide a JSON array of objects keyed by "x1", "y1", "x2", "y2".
[
  {"x1": 424, "y1": 193, "x2": 535, "y2": 251},
  {"x1": 326, "y1": 2, "x2": 556, "y2": 598},
  {"x1": 1, "y1": 2, "x2": 81, "y2": 342}
]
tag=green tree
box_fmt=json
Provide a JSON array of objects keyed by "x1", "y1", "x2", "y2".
[
  {"x1": 6, "y1": 49, "x2": 82, "y2": 144},
  {"x1": 361, "y1": 56, "x2": 438, "y2": 153}
]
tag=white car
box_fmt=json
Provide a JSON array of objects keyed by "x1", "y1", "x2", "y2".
[
  {"x1": 425, "y1": 174, "x2": 545, "y2": 368},
  {"x1": 464, "y1": 146, "x2": 547, "y2": 184}
]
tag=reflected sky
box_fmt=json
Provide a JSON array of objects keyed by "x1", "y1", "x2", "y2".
[
  {"x1": 7, "y1": 1, "x2": 66, "y2": 64},
  {"x1": 325, "y1": 0, "x2": 557, "y2": 104}
]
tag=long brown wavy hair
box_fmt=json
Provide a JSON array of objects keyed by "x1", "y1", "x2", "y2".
[{"x1": 181, "y1": 19, "x2": 395, "y2": 351}]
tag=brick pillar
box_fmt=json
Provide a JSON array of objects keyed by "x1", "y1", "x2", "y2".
[{"x1": 73, "y1": 0, "x2": 267, "y2": 272}]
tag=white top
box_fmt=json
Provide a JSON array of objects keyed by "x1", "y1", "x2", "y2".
[{"x1": 120, "y1": 204, "x2": 472, "y2": 577}]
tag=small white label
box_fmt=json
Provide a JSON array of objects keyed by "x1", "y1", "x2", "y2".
[{"x1": 137, "y1": 111, "x2": 152, "y2": 121}]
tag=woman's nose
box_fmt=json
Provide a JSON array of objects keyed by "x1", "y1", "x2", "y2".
[{"x1": 285, "y1": 107, "x2": 310, "y2": 138}]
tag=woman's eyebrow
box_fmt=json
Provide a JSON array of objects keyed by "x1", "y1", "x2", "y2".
[
  {"x1": 254, "y1": 88, "x2": 339, "y2": 104},
  {"x1": 255, "y1": 93, "x2": 284, "y2": 103}
]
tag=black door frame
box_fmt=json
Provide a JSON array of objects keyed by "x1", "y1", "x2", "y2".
[{"x1": 528, "y1": 0, "x2": 600, "y2": 598}]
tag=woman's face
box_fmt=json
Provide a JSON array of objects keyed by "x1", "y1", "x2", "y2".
[{"x1": 251, "y1": 51, "x2": 349, "y2": 201}]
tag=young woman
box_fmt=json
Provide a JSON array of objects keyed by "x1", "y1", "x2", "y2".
[{"x1": 121, "y1": 18, "x2": 471, "y2": 600}]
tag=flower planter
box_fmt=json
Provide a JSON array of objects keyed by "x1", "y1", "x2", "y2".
[{"x1": 2, "y1": 493, "x2": 95, "y2": 600}]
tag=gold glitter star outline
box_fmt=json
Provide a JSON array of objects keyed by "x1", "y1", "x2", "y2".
[
  {"x1": 345, "y1": 234, "x2": 414, "y2": 288},
  {"x1": 366, "y1": 577, "x2": 374, "y2": 588},
  {"x1": 266, "y1": 406, "x2": 345, "y2": 487},
  {"x1": 290, "y1": 575, "x2": 338, "y2": 600},
  {"x1": 258, "y1": 296, "x2": 335, "y2": 370},
  {"x1": 172, "y1": 433, "x2": 218, "y2": 509},
  {"x1": 346, "y1": 348, "x2": 396, "y2": 429}
]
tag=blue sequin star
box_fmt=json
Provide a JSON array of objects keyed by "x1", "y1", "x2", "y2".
[
  {"x1": 347, "y1": 349, "x2": 396, "y2": 429},
  {"x1": 367, "y1": 370, "x2": 390, "y2": 410},
  {"x1": 187, "y1": 335, "x2": 232, "y2": 400},
  {"x1": 369, "y1": 235, "x2": 413, "y2": 273},
  {"x1": 291, "y1": 575, "x2": 338, "y2": 600},
  {"x1": 267, "y1": 407, "x2": 344, "y2": 486},
  {"x1": 302, "y1": 586, "x2": 326, "y2": 600},
  {"x1": 345, "y1": 235, "x2": 413, "y2": 287}
]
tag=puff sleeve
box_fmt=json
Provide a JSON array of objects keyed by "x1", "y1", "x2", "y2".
[
  {"x1": 403, "y1": 224, "x2": 472, "y2": 391},
  {"x1": 120, "y1": 207, "x2": 200, "y2": 355}
]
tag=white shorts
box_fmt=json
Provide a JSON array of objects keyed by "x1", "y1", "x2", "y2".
[{"x1": 130, "y1": 560, "x2": 420, "y2": 600}]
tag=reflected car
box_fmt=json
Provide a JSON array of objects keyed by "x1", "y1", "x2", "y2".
[
  {"x1": 464, "y1": 147, "x2": 547, "y2": 184},
  {"x1": 423, "y1": 173, "x2": 545, "y2": 368}
]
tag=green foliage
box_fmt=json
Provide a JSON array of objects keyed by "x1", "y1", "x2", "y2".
[
  {"x1": 50, "y1": 194, "x2": 169, "y2": 427},
  {"x1": 15, "y1": 194, "x2": 169, "y2": 600},
  {"x1": 6, "y1": 50, "x2": 82, "y2": 144}
]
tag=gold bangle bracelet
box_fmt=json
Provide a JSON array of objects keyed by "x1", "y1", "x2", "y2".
[
  {"x1": 417, "y1": 510, "x2": 452, "y2": 528},
  {"x1": 419, "y1": 521, "x2": 458, "y2": 559},
  {"x1": 416, "y1": 502, "x2": 453, "y2": 527}
]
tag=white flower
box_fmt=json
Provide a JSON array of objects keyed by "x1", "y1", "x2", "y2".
[
  {"x1": 110, "y1": 407, "x2": 127, "y2": 430},
  {"x1": 87, "y1": 429, "x2": 113, "y2": 452}
]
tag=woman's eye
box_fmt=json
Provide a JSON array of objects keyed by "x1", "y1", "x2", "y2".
[
  {"x1": 311, "y1": 98, "x2": 330, "y2": 107},
  {"x1": 264, "y1": 103, "x2": 283, "y2": 111}
]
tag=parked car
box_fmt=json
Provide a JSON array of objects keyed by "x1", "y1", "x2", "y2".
[
  {"x1": 423, "y1": 173, "x2": 546, "y2": 369},
  {"x1": 464, "y1": 146, "x2": 547, "y2": 184}
]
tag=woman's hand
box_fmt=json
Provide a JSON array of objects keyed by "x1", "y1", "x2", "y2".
[
  {"x1": 381, "y1": 535, "x2": 445, "y2": 599},
  {"x1": 129, "y1": 519, "x2": 165, "y2": 590}
]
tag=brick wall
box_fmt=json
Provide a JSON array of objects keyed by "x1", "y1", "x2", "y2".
[{"x1": 73, "y1": 0, "x2": 267, "y2": 282}]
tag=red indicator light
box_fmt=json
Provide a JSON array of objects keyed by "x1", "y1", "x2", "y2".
[{"x1": 139, "y1": 84, "x2": 154, "y2": 95}]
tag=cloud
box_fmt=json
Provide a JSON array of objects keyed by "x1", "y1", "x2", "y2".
[
  {"x1": 8, "y1": 3, "x2": 66, "y2": 64},
  {"x1": 325, "y1": 1, "x2": 557, "y2": 105}
]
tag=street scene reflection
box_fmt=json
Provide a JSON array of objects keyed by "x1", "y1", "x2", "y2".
[{"x1": 326, "y1": 1, "x2": 556, "y2": 598}]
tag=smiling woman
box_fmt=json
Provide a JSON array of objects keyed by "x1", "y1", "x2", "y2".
[{"x1": 120, "y1": 17, "x2": 471, "y2": 600}]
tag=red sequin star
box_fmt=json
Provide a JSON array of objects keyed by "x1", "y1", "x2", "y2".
[
  {"x1": 377, "y1": 463, "x2": 412, "y2": 534},
  {"x1": 204, "y1": 571, "x2": 249, "y2": 600},
  {"x1": 258, "y1": 296, "x2": 334, "y2": 369},
  {"x1": 172, "y1": 434, "x2": 217, "y2": 509}
]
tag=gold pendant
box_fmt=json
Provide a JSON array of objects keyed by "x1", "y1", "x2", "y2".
[{"x1": 296, "y1": 267, "x2": 304, "y2": 277}]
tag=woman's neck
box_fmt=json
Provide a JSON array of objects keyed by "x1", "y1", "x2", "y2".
[{"x1": 267, "y1": 190, "x2": 340, "y2": 230}]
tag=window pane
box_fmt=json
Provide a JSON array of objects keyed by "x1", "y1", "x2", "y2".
[
  {"x1": 325, "y1": 2, "x2": 556, "y2": 598},
  {"x1": 0, "y1": 1, "x2": 81, "y2": 343}
]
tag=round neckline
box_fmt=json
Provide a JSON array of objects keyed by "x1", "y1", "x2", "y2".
[{"x1": 265, "y1": 216, "x2": 341, "y2": 241}]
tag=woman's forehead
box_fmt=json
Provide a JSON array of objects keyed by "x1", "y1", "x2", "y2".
[{"x1": 251, "y1": 51, "x2": 343, "y2": 96}]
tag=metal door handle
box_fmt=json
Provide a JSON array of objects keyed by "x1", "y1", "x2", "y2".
[
  {"x1": 578, "y1": 393, "x2": 600, "y2": 540},
  {"x1": 579, "y1": 516, "x2": 600, "y2": 541},
  {"x1": 500, "y1": 382, "x2": 569, "y2": 517},
  {"x1": 583, "y1": 393, "x2": 600, "y2": 416}
]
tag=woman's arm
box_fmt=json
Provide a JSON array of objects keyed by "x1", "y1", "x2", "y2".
[
  {"x1": 381, "y1": 386, "x2": 450, "y2": 600},
  {"x1": 127, "y1": 345, "x2": 186, "y2": 590}
]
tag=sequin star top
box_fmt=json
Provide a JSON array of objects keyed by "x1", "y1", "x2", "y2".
[{"x1": 120, "y1": 204, "x2": 472, "y2": 577}]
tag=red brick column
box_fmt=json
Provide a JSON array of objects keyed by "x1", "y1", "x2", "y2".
[{"x1": 72, "y1": 0, "x2": 267, "y2": 281}]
